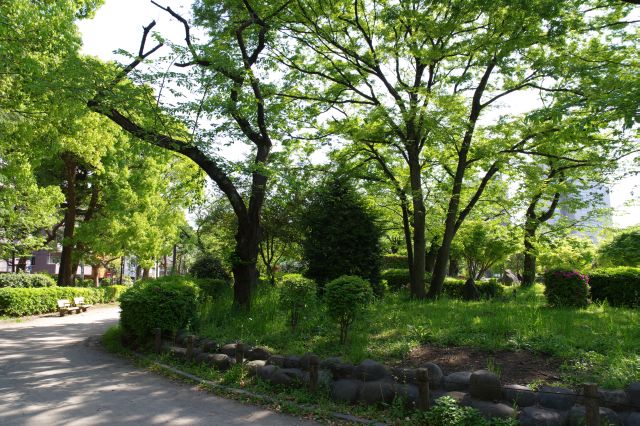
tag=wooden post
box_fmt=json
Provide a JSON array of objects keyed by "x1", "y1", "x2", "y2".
[
  {"x1": 235, "y1": 343, "x2": 244, "y2": 365},
  {"x1": 583, "y1": 383, "x2": 599, "y2": 426},
  {"x1": 309, "y1": 355, "x2": 319, "y2": 392},
  {"x1": 417, "y1": 368, "x2": 430, "y2": 410},
  {"x1": 186, "y1": 335, "x2": 194, "y2": 359},
  {"x1": 154, "y1": 328, "x2": 162, "y2": 354}
]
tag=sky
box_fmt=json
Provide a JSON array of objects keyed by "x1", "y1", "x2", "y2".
[{"x1": 77, "y1": 0, "x2": 639, "y2": 228}]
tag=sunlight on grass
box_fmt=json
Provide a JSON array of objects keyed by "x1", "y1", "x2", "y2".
[{"x1": 196, "y1": 284, "x2": 640, "y2": 388}]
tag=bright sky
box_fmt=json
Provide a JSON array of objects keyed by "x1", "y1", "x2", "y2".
[{"x1": 77, "y1": 0, "x2": 640, "y2": 227}]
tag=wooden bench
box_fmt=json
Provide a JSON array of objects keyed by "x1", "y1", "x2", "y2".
[
  {"x1": 57, "y1": 299, "x2": 80, "y2": 317},
  {"x1": 73, "y1": 297, "x2": 93, "y2": 312}
]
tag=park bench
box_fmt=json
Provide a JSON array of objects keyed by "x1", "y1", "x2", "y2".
[
  {"x1": 57, "y1": 299, "x2": 80, "y2": 317},
  {"x1": 73, "y1": 297, "x2": 93, "y2": 312}
]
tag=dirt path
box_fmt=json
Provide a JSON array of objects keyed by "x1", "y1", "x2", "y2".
[{"x1": 0, "y1": 306, "x2": 315, "y2": 425}]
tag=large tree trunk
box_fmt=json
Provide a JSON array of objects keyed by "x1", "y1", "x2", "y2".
[
  {"x1": 142, "y1": 267, "x2": 150, "y2": 279},
  {"x1": 92, "y1": 264, "x2": 100, "y2": 287},
  {"x1": 171, "y1": 244, "x2": 177, "y2": 275},
  {"x1": 58, "y1": 152, "x2": 77, "y2": 287},
  {"x1": 448, "y1": 257, "x2": 460, "y2": 277},
  {"x1": 232, "y1": 219, "x2": 260, "y2": 310},
  {"x1": 425, "y1": 240, "x2": 439, "y2": 274},
  {"x1": 522, "y1": 221, "x2": 538, "y2": 287},
  {"x1": 400, "y1": 198, "x2": 414, "y2": 283},
  {"x1": 16, "y1": 256, "x2": 28, "y2": 272},
  {"x1": 407, "y1": 147, "x2": 426, "y2": 299}
]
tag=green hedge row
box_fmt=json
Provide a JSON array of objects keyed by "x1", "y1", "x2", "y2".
[
  {"x1": 381, "y1": 268, "x2": 504, "y2": 299},
  {"x1": 589, "y1": 267, "x2": 640, "y2": 308},
  {"x1": 381, "y1": 255, "x2": 409, "y2": 270},
  {"x1": 120, "y1": 276, "x2": 200, "y2": 341},
  {"x1": 0, "y1": 285, "x2": 127, "y2": 316},
  {"x1": 0, "y1": 273, "x2": 56, "y2": 288}
]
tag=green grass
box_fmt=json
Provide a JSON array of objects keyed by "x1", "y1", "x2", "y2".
[{"x1": 197, "y1": 284, "x2": 640, "y2": 389}]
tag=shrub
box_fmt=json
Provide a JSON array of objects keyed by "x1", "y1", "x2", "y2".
[
  {"x1": 189, "y1": 254, "x2": 231, "y2": 281},
  {"x1": 589, "y1": 267, "x2": 640, "y2": 307},
  {"x1": 419, "y1": 396, "x2": 517, "y2": 426},
  {"x1": 381, "y1": 269, "x2": 411, "y2": 290},
  {"x1": 598, "y1": 226, "x2": 640, "y2": 267},
  {"x1": 303, "y1": 175, "x2": 383, "y2": 295},
  {"x1": 0, "y1": 273, "x2": 56, "y2": 288},
  {"x1": 543, "y1": 269, "x2": 590, "y2": 308},
  {"x1": 278, "y1": 274, "x2": 316, "y2": 330},
  {"x1": 196, "y1": 278, "x2": 230, "y2": 299},
  {"x1": 0, "y1": 285, "x2": 126, "y2": 316},
  {"x1": 435, "y1": 278, "x2": 504, "y2": 300},
  {"x1": 382, "y1": 255, "x2": 409, "y2": 270},
  {"x1": 119, "y1": 276, "x2": 200, "y2": 342},
  {"x1": 324, "y1": 275, "x2": 373, "y2": 344}
]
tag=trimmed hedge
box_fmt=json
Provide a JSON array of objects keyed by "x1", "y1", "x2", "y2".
[
  {"x1": 0, "y1": 285, "x2": 126, "y2": 316},
  {"x1": 0, "y1": 273, "x2": 56, "y2": 288},
  {"x1": 440, "y1": 278, "x2": 505, "y2": 300},
  {"x1": 381, "y1": 269, "x2": 433, "y2": 291},
  {"x1": 119, "y1": 276, "x2": 200, "y2": 341},
  {"x1": 382, "y1": 255, "x2": 409, "y2": 270},
  {"x1": 279, "y1": 273, "x2": 316, "y2": 330},
  {"x1": 544, "y1": 269, "x2": 590, "y2": 308},
  {"x1": 589, "y1": 267, "x2": 640, "y2": 308},
  {"x1": 196, "y1": 278, "x2": 230, "y2": 299}
]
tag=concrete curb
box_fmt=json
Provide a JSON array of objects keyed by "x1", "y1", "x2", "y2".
[{"x1": 132, "y1": 352, "x2": 386, "y2": 426}]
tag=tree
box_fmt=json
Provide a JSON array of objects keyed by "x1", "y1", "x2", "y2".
[
  {"x1": 280, "y1": 0, "x2": 638, "y2": 299},
  {"x1": 598, "y1": 226, "x2": 640, "y2": 268},
  {"x1": 88, "y1": 0, "x2": 294, "y2": 309},
  {"x1": 537, "y1": 236, "x2": 596, "y2": 272},
  {"x1": 303, "y1": 175, "x2": 383, "y2": 294}
]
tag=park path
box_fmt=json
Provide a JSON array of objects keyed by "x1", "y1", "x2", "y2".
[{"x1": 0, "y1": 306, "x2": 316, "y2": 426}]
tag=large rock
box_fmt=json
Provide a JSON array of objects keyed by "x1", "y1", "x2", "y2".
[
  {"x1": 395, "y1": 384, "x2": 420, "y2": 408},
  {"x1": 331, "y1": 379, "x2": 363, "y2": 403},
  {"x1": 201, "y1": 339, "x2": 219, "y2": 353},
  {"x1": 443, "y1": 391, "x2": 468, "y2": 404},
  {"x1": 245, "y1": 360, "x2": 267, "y2": 376},
  {"x1": 320, "y1": 357, "x2": 342, "y2": 370},
  {"x1": 220, "y1": 343, "x2": 239, "y2": 356},
  {"x1": 299, "y1": 353, "x2": 319, "y2": 371},
  {"x1": 519, "y1": 406, "x2": 567, "y2": 426},
  {"x1": 444, "y1": 371, "x2": 472, "y2": 391},
  {"x1": 269, "y1": 370, "x2": 293, "y2": 386},
  {"x1": 279, "y1": 368, "x2": 305, "y2": 384},
  {"x1": 469, "y1": 370, "x2": 502, "y2": 401},
  {"x1": 354, "y1": 359, "x2": 390, "y2": 382},
  {"x1": 257, "y1": 364, "x2": 278, "y2": 381},
  {"x1": 567, "y1": 405, "x2": 622, "y2": 426},
  {"x1": 170, "y1": 346, "x2": 187, "y2": 359},
  {"x1": 391, "y1": 367, "x2": 416, "y2": 384},
  {"x1": 599, "y1": 388, "x2": 629, "y2": 410},
  {"x1": 359, "y1": 380, "x2": 396, "y2": 404},
  {"x1": 283, "y1": 356, "x2": 301, "y2": 369},
  {"x1": 626, "y1": 382, "x2": 640, "y2": 409},
  {"x1": 210, "y1": 353, "x2": 235, "y2": 371},
  {"x1": 622, "y1": 412, "x2": 640, "y2": 426},
  {"x1": 267, "y1": 355, "x2": 286, "y2": 367},
  {"x1": 503, "y1": 384, "x2": 537, "y2": 407},
  {"x1": 501, "y1": 269, "x2": 520, "y2": 285},
  {"x1": 538, "y1": 386, "x2": 577, "y2": 411},
  {"x1": 462, "y1": 397, "x2": 517, "y2": 419},
  {"x1": 175, "y1": 329, "x2": 189, "y2": 346},
  {"x1": 246, "y1": 347, "x2": 271, "y2": 361},
  {"x1": 331, "y1": 362, "x2": 355, "y2": 380},
  {"x1": 194, "y1": 352, "x2": 213, "y2": 364}
]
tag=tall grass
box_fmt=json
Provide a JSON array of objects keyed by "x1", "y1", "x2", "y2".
[{"x1": 197, "y1": 284, "x2": 640, "y2": 388}]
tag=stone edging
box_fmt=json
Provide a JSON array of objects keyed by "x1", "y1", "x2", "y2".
[{"x1": 131, "y1": 351, "x2": 386, "y2": 426}]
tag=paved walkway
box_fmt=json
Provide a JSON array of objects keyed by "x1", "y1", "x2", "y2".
[{"x1": 0, "y1": 306, "x2": 316, "y2": 425}]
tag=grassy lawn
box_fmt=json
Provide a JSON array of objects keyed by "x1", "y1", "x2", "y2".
[{"x1": 197, "y1": 284, "x2": 640, "y2": 388}]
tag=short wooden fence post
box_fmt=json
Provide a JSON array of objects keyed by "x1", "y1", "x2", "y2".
[
  {"x1": 235, "y1": 343, "x2": 245, "y2": 365},
  {"x1": 583, "y1": 383, "x2": 600, "y2": 426},
  {"x1": 186, "y1": 335, "x2": 194, "y2": 359},
  {"x1": 309, "y1": 355, "x2": 319, "y2": 392},
  {"x1": 154, "y1": 328, "x2": 162, "y2": 354},
  {"x1": 417, "y1": 368, "x2": 430, "y2": 410}
]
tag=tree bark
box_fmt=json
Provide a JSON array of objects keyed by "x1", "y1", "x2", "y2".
[
  {"x1": 171, "y1": 244, "x2": 177, "y2": 275},
  {"x1": 58, "y1": 152, "x2": 77, "y2": 286},
  {"x1": 16, "y1": 256, "x2": 28, "y2": 272},
  {"x1": 232, "y1": 219, "x2": 261, "y2": 310},
  {"x1": 448, "y1": 257, "x2": 460, "y2": 277},
  {"x1": 522, "y1": 223, "x2": 538, "y2": 287},
  {"x1": 92, "y1": 264, "x2": 100, "y2": 287},
  {"x1": 408, "y1": 146, "x2": 426, "y2": 299},
  {"x1": 142, "y1": 267, "x2": 150, "y2": 279}
]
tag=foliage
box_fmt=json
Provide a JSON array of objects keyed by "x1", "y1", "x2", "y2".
[
  {"x1": 439, "y1": 278, "x2": 505, "y2": 300},
  {"x1": 324, "y1": 275, "x2": 373, "y2": 344},
  {"x1": 456, "y1": 220, "x2": 520, "y2": 280},
  {"x1": 196, "y1": 278, "x2": 230, "y2": 299},
  {"x1": 278, "y1": 274, "x2": 316, "y2": 330},
  {"x1": 382, "y1": 255, "x2": 409, "y2": 270},
  {"x1": 598, "y1": 227, "x2": 640, "y2": 268},
  {"x1": 189, "y1": 254, "x2": 231, "y2": 282},
  {"x1": 303, "y1": 176, "x2": 383, "y2": 295},
  {"x1": 119, "y1": 276, "x2": 200, "y2": 341},
  {"x1": 0, "y1": 285, "x2": 125, "y2": 316},
  {"x1": 381, "y1": 269, "x2": 412, "y2": 290},
  {"x1": 543, "y1": 270, "x2": 590, "y2": 308},
  {"x1": 0, "y1": 273, "x2": 56, "y2": 288},
  {"x1": 537, "y1": 237, "x2": 596, "y2": 272},
  {"x1": 589, "y1": 267, "x2": 640, "y2": 308},
  {"x1": 420, "y1": 396, "x2": 517, "y2": 426}
]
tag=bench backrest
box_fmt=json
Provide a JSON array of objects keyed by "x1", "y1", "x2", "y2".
[
  {"x1": 73, "y1": 297, "x2": 85, "y2": 305},
  {"x1": 57, "y1": 299, "x2": 70, "y2": 308}
]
